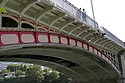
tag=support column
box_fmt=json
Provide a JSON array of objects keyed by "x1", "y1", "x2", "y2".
[{"x1": 120, "y1": 52, "x2": 125, "y2": 83}]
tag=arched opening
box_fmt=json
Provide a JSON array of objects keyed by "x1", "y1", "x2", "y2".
[
  {"x1": 0, "y1": 61, "x2": 74, "y2": 83},
  {"x1": 2, "y1": 17, "x2": 18, "y2": 27},
  {"x1": 0, "y1": 56, "x2": 79, "y2": 82},
  {"x1": 0, "y1": 44, "x2": 120, "y2": 83},
  {"x1": 21, "y1": 23, "x2": 34, "y2": 29}
]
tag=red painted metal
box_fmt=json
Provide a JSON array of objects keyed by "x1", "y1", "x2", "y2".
[
  {"x1": 18, "y1": 32, "x2": 35, "y2": 44},
  {"x1": 36, "y1": 32, "x2": 49, "y2": 43},
  {"x1": 0, "y1": 32, "x2": 19, "y2": 46},
  {"x1": 76, "y1": 40, "x2": 83, "y2": 48},
  {"x1": 49, "y1": 33, "x2": 59, "y2": 44},
  {"x1": 69, "y1": 37, "x2": 77, "y2": 46},
  {"x1": 0, "y1": 31, "x2": 118, "y2": 71}
]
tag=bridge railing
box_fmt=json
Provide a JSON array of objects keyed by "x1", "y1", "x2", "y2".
[
  {"x1": 44, "y1": 0, "x2": 124, "y2": 47},
  {"x1": 48, "y1": 0, "x2": 98, "y2": 29},
  {"x1": 103, "y1": 28, "x2": 125, "y2": 47},
  {"x1": 0, "y1": 31, "x2": 120, "y2": 74}
]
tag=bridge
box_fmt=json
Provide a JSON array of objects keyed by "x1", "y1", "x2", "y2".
[{"x1": 0, "y1": 0, "x2": 125, "y2": 83}]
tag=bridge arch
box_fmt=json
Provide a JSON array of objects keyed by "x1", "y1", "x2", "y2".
[
  {"x1": 0, "y1": 31, "x2": 120, "y2": 83},
  {"x1": 0, "y1": 57, "x2": 83, "y2": 83},
  {"x1": 0, "y1": 0, "x2": 124, "y2": 82}
]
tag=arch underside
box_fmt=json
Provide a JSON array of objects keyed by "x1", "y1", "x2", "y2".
[{"x1": 0, "y1": 44, "x2": 120, "y2": 83}]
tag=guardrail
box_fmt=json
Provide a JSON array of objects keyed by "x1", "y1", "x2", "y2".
[
  {"x1": 48, "y1": 0, "x2": 98, "y2": 29},
  {"x1": 45, "y1": 0, "x2": 124, "y2": 47},
  {"x1": 0, "y1": 31, "x2": 120, "y2": 74},
  {"x1": 103, "y1": 28, "x2": 124, "y2": 47}
]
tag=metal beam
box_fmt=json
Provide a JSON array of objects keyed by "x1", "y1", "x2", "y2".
[
  {"x1": 97, "y1": 44, "x2": 116, "y2": 54},
  {"x1": 105, "y1": 43, "x2": 115, "y2": 48},
  {"x1": 76, "y1": 30, "x2": 87, "y2": 38},
  {"x1": 105, "y1": 43, "x2": 120, "y2": 52},
  {"x1": 68, "y1": 24, "x2": 83, "y2": 35},
  {"x1": 110, "y1": 45, "x2": 121, "y2": 50},
  {"x1": 110, "y1": 46, "x2": 121, "y2": 53},
  {"x1": 102, "y1": 41, "x2": 112, "y2": 47},
  {"x1": 36, "y1": 7, "x2": 54, "y2": 21},
  {"x1": 108, "y1": 44, "x2": 119, "y2": 48},
  {"x1": 81, "y1": 31, "x2": 94, "y2": 40},
  {"x1": 23, "y1": 14, "x2": 36, "y2": 21},
  {"x1": 20, "y1": 0, "x2": 37, "y2": 16},
  {"x1": 49, "y1": 13, "x2": 65, "y2": 31},
  {"x1": 0, "y1": 0, "x2": 9, "y2": 7},
  {"x1": 49, "y1": 14, "x2": 65, "y2": 26},
  {"x1": 85, "y1": 36, "x2": 96, "y2": 43},
  {"x1": 6, "y1": 7, "x2": 20, "y2": 15},
  {"x1": 94, "y1": 37, "x2": 105, "y2": 44},
  {"x1": 110, "y1": 47, "x2": 121, "y2": 53},
  {"x1": 88, "y1": 36, "x2": 100, "y2": 42},
  {"x1": 83, "y1": 31, "x2": 95, "y2": 39},
  {"x1": 76, "y1": 26, "x2": 91, "y2": 38},
  {"x1": 60, "y1": 19, "x2": 75, "y2": 32},
  {"x1": 39, "y1": 20, "x2": 49, "y2": 26},
  {"x1": 98, "y1": 38, "x2": 108, "y2": 45},
  {"x1": 90, "y1": 36, "x2": 101, "y2": 42}
]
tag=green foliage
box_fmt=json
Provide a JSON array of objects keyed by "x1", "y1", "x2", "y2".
[
  {"x1": 6, "y1": 64, "x2": 28, "y2": 72},
  {"x1": 15, "y1": 70, "x2": 23, "y2": 76},
  {"x1": 0, "y1": 7, "x2": 7, "y2": 14},
  {"x1": 7, "y1": 64, "x2": 18, "y2": 72},
  {"x1": 50, "y1": 71, "x2": 59, "y2": 81},
  {"x1": 0, "y1": 64, "x2": 73, "y2": 83},
  {"x1": 43, "y1": 68, "x2": 51, "y2": 74},
  {"x1": 57, "y1": 73, "x2": 71, "y2": 83},
  {"x1": 23, "y1": 65, "x2": 27, "y2": 71},
  {"x1": 1, "y1": 69, "x2": 10, "y2": 74},
  {"x1": 26, "y1": 65, "x2": 44, "y2": 83},
  {"x1": 0, "y1": 77, "x2": 28, "y2": 83}
]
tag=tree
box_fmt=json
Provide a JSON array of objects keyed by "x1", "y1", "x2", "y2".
[
  {"x1": 1, "y1": 69, "x2": 10, "y2": 74},
  {"x1": 7, "y1": 64, "x2": 18, "y2": 72},
  {"x1": 6, "y1": 64, "x2": 28, "y2": 72},
  {"x1": 26, "y1": 65, "x2": 44, "y2": 83},
  {"x1": 57, "y1": 73, "x2": 71, "y2": 83},
  {"x1": 22, "y1": 65, "x2": 27, "y2": 71},
  {"x1": 50, "y1": 70, "x2": 59, "y2": 81},
  {"x1": 15, "y1": 70, "x2": 23, "y2": 76}
]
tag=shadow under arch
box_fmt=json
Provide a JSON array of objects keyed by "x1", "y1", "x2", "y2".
[
  {"x1": 0, "y1": 44, "x2": 120, "y2": 83},
  {"x1": 21, "y1": 23, "x2": 34, "y2": 29},
  {"x1": 0, "y1": 57, "x2": 84, "y2": 83},
  {"x1": 2, "y1": 17, "x2": 18, "y2": 27}
]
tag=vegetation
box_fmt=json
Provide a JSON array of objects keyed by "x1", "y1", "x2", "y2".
[
  {"x1": 1, "y1": 69, "x2": 10, "y2": 74},
  {"x1": 0, "y1": 64, "x2": 73, "y2": 83},
  {"x1": 6, "y1": 64, "x2": 27, "y2": 72},
  {"x1": 0, "y1": 7, "x2": 7, "y2": 14},
  {"x1": 26, "y1": 65, "x2": 44, "y2": 83}
]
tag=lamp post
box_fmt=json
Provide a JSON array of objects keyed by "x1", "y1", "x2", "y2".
[{"x1": 90, "y1": 0, "x2": 95, "y2": 21}]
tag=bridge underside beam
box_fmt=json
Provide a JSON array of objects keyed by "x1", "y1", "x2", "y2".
[{"x1": 0, "y1": 44, "x2": 120, "y2": 83}]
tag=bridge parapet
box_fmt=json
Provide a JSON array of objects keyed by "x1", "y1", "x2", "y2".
[{"x1": 44, "y1": 0, "x2": 98, "y2": 29}]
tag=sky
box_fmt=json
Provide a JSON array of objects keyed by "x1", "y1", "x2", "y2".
[{"x1": 67, "y1": 0, "x2": 125, "y2": 42}]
